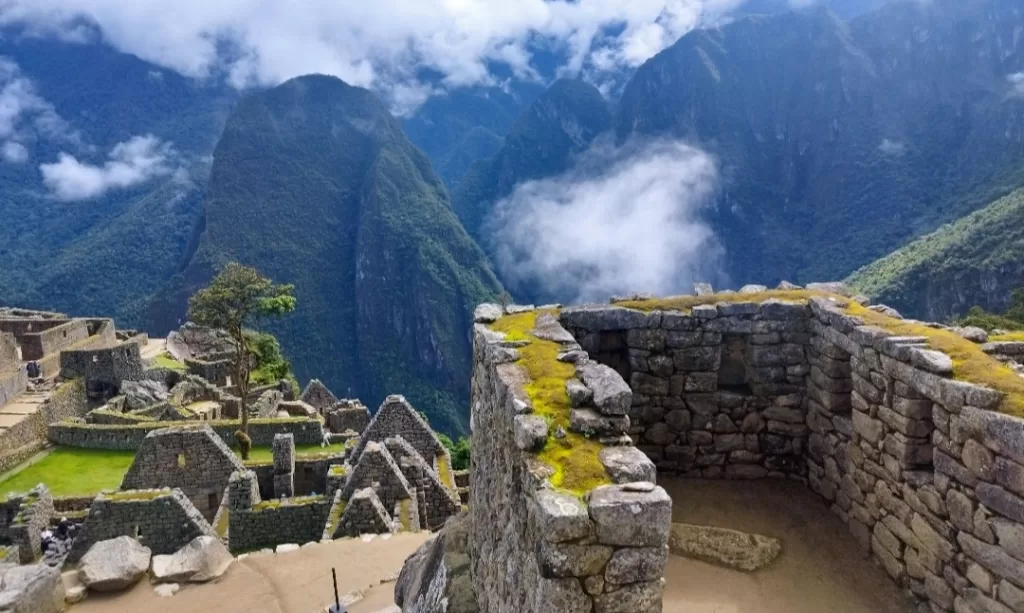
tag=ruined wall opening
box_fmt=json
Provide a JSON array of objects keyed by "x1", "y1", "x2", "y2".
[{"x1": 718, "y1": 334, "x2": 753, "y2": 395}]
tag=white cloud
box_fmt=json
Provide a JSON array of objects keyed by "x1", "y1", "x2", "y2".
[
  {"x1": 490, "y1": 138, "x2": 722, "y2": 303},
  {"x1": 878, "y1": 138, "x2": 905, "y2": 156},
  {"x1": 0, "y1": 0, "x2": 745, "y2": 111},
  {"x1": 40, "y1": 134, "x2": 176, "y2": 201},
  {"x1": 1, "y1": 141, "x2": 27, "y2": 163},
  {"x1": 0, "y1": 56, "x2": 76, "y2": 162},
  {"x1": 1009, "y1": 72, "x2": 1024, "y2": 98}
]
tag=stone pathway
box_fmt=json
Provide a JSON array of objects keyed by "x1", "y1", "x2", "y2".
[
  {"x1": 139, "y1": 338, "x2": 167, "y2": 361},
  {"x1": 69, "y1": 532, "x2": 430, "y2": 613}
]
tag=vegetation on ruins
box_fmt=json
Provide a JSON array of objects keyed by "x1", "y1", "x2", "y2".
[
  {"x1": 953, "y1": 289, "x2": 1024, "y2": 333},
  {"x1": 490, "y1": 310, "x2": 609, "y2": 496},
  {"x1": 438, "y1": 434, "x2": 471, "y2": 471},
  {"x1": 846, "y1": 302, "x2": 1024, "y2": 418},
  {"x1": 246, "y1": 330, "x2": 298, "y2": 388},
  {"x1": 187, "y1": 262, "x2": 297, "y2": 458}
]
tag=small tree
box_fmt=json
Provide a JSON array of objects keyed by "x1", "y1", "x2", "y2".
[{"x1": 188, "y1": 262, "x2": 296, "y2": 458}]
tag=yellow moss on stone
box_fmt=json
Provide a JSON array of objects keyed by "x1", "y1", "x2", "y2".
[
  {"x1": 215, "y1": 509, "x2": 229, "y2": 537},
  {"x1": 435, "y1": 454, "x2": 455, "y2": 491},
  {"x1": 489, "y1": 311, "x2": 609, "y2": 497},
  {"x1": 104, "y1": 489, "x2": 170, "y2": 502},
  {"x1": 618, "y1": 290, "x2": 830, "y2": 312},
  {"x1": 991, "y1": 332, "x2": 1024, "y2": 342},
  {"x1": 846, "y1": 302, "x2": 1024, "y2": 418}
]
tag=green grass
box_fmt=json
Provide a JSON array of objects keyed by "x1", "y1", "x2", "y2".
[
  {"x1": 617, "y1": 289, "x2": 830, "y2": 312},
  {"x1": 243, "y1": 443, "x2": 345, "y2": 463},
  {"x1": 152, "y1": 352, "x2": 187, "y2": 372},
  {"x1": 0, "y1": 448, "x2": 135, "y2": 498}
]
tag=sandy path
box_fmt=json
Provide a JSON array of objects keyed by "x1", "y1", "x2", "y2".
[
  {"x1": 661, "y1": 478, "x2": 916, "y2": 613},
  {"x1": 71, "y1": 532, "x2": 430, "y2": 613}
]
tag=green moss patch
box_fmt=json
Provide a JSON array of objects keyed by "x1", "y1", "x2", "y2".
[
  {"x1": 104, "y1": 489, "x2": 171, "y2": 502},
  {"x1": 243, "y1": 443, "x2": 345, "y2": 463},
  {"x1": 489, "y1": 311, "x2": 609, "y2": 497},
  {"x1": 253, "y1": 495, "x2": 323, "y2": 511},
  {"x1": 1, "y1": 448, "x2": 135, "y2": 498},
  {"x1": 618, "y1": 289, "x2": 829, "y2": 313},
  {"x1": 847, "y1": 302, "x2": 1024, "y2": 418},
  {"x1": 991, "y1": 332, "x2": 1024, "y2": 342},
  {"x1": 152, "y1": 352, "x2": 187, "y2": 372},
  {"x1": 215, "y1": 509, "x2": 230, "y2": 537}
]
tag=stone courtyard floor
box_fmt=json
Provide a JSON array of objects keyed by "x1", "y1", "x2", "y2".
[
  {"x1": 661, "y1": 478, "x2": 917, "y2": 613},
  {"x1": 70, "y1": 532, "x2": 430, "y2": 613}
]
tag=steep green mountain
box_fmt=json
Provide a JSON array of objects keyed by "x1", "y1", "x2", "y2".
[
  {"x1": 146, "y1": 75, "x2": 502, "y2": 435},
  {"x1": 848, "y1": 188, "x2": 1024, "y2": 321},
  {"x1": 403, "y1": 83, "x2": 544, "y2": 188},
  {"x1": 0, "y1": 34, "x2": 234, "y2": 323},
  {"x1": 452, "y1": 78, "x2": 612, "y2": 246},
  {"x1": 616, "y1": 0, "x2": 1024, "y2": 286}
]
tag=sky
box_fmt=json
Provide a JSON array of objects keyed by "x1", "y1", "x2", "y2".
[{"x1": 0, "y1": 0, "x2": 753, "y2": 110}]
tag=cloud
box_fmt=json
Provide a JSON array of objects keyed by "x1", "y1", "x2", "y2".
[
  {"x1": 0, "y1": 56, "x2": 76, "y2": 162},
  {"x1": 878, "y1": 138, "x2": 905, "y2": 156},
  {"x1": 489, "y1": 138, "x2": 722, "y2": 303},
  {"x1": 40, "y1": 134, "x2": 176, "y2": 201},
  {"x1": 1009, "y1": 72, "x2": 1024, "y2": 98},
  {"x1": 1, "y1": 141, "x2": 27, "y2": 163},
  {"x1": 0, "y1": 0, "x2": 745, "y2": 111}
]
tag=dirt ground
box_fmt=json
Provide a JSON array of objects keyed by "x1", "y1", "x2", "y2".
[
  {"x1": 661, "y1": 478, "x2": 917, "y2": 613},
  {"x1": 71, "y1": 532, "x2": 430, "y2": 613}
]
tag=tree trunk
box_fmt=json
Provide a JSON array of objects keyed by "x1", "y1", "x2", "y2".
[{"x1": 234, "y1": 326, "x2": 250, "y2": 460}]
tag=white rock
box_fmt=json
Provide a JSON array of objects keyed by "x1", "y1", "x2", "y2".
[
  {"x1": 276, "y1": 543, "x2": 300, "y2": 553},
  {"x1": 152, "y1": 536, "x2": 234, "y2": 583},
  {"x1": 154, "y1": 583, "x2": 180, "y2": 597},
  {"x1": 79, "y1": 536, "x2": 151, "y2": 593}
]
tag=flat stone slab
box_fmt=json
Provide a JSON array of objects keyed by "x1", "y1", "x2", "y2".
[{"x1": 669, "y1": 523, "x2": 781, "y2": 572}]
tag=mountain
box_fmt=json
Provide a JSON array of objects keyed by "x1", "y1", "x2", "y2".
[
  {"x1": 848, "y1": 188, "x2": 1024, "y2": 321},
  {"x1": 615, "y1": 0, "x2": 1024, "y2": 286},
  {"x1": 403, "y1": 84, "x2": 544, "y2": 189},
  {"x1": 145, "y1": 75, "x2": 502, "y2": 436},
  {"x1": 0, "y1": 33, "x2": 234, "y2": 323},
  {"x1": 452, "y1": 78, "x2": 612, "y2": 247},
  {"x1": 737, "y1": 0, "x2": 889, "y2": 20}
]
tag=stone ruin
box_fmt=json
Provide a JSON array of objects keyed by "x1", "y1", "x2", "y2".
[{"x1": 397, "y1": 286, "x2": 1024, "y2": 613}]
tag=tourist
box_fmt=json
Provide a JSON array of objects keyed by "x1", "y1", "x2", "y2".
[
  {"x1": 40, "y1": 528, "x2": 54, "y2": 553},
  {"x1": 56, "y1": 517, "x2": 71, "y2": 540}
]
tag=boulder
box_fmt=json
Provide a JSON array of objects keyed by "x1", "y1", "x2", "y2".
[
  {"x1": 151, "y1": 536, "x2": 233, "y2": 584},
  {"x1": 669, "y1": 523, "x2": 781, "y2": 571},
  {"x1": 0, "y1": 563, "x2": 65, "y2": 613},
  {"x1": 121, "y1": 379, "x2": 171, "y2": 410},
  {"x1": 396, "y1": 512, "x2": 475, "y2": 613},
  {"x1": 79, "y1": 536, "x2": 151, "y2": 593}
]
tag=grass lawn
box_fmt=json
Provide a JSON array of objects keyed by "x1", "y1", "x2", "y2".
[
  {"x1": 151, "y1": 352, "x2": 186, "y2": 371},
  {"x1": 244, "y1": 443, "x2": 345, "y2": 463},
  {"x1": 0, "y1": 448, "x2": 136, "y2": 498}
]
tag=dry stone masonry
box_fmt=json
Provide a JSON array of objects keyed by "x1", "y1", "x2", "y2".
[{"x1": 393, "y1": 290, "x2": 1024, "y2": 613}]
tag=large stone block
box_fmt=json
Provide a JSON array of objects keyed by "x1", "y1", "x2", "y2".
[
  {"x1": 600, "y1": 446, "x2": 656, "y2": 485},
  {"x1": 588, "y1": 484, "x2": 671, "y2": 547},
  {"x1": 533, "y1": 491, "x2": 593, "y2": 543},
  {"x1": 577, "y1": 363, "x2": 632, "y2": 416},
  {"x1": 592, "y1": 579, "x2": 662, "y2": 613}
]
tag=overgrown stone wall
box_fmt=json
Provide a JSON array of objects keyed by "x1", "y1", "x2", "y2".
[
  {"x1": 0, "y1": 379, "x2": 88, "y2": 474},
  {"x1": 801, "y1": 297, "x2": 1024, "y2": 613},
  {"x1": 228, "y1": 497, "x2": 331, "y2": 552},
  {"x1": 48, "y1": 417, "x2": 324, "y2": 449},
  {"x1": 471, "y1": 308, "x2": 671, "y2": 613},
  {"x1": 557, "y1": 294, "x2": 1024, "y2": 613},
  {"x1": 67, "y1": 489, "x2": 215, "y2": 562},
  {"x1": 561, "y1": 301, "x2": 810, "y2": 479},
  {"x1": 5, "y1": 485, "x2": 53, "y2": 563}
]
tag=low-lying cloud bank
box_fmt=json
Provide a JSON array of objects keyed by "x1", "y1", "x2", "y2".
[
  {"x1": 40, "y1": 134, "x2": 178, "y2": 201},
  {"x1": 490, "y1": 138, "x2": 723, "y2": 304}
]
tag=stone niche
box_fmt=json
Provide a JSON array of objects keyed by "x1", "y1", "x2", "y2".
[{"x1": 554, "y1": 295, "x2": 1024, "y2": 613}]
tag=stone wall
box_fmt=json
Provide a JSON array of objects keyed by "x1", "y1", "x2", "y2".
[
  {"x1": 0, "y1": 332, "x2": 26, "y2": 408},
  {"x1": 470, "y1": 307, "x2": 671, "y2": 613},
  {"x1": 800, "y1": 297, "x2": 1024, "y2": 613},
  {"x1": 0, "y1": 319, "x2": 88, "y2": 361},
  {"x1": 59, "y1": 341, "x2": 143, "y2": 387},
  {"x1": 0, "y1": 379, "x2": 88, "y2": 474},
  {"x1": 326, "y1": 399, "x2": 371, "y2": 433},
  {"x1": 560, "y1": 301, "x2": 810, "y2": 480},
  {"x1": 4, "y1": 485, "x2": 54, "y2": 563},
  {"x1": 185, "y1": 357, "x2": 232, "y2": 387},
  {"x1": 120, "y1": 426, "x2": 247, "y2": 519},
  {"x1": 352, "y1": 395, "x2": 445, "y2": 466},
  {"x1": 48, "y1": 417, "x2": 324, "y2": 449},
  {"x1": 67, "y1": 489, "x2": 215, "y2": 562},
  {"x1": 228, "y1": 497, "x2": 331, "y2": 553}
]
